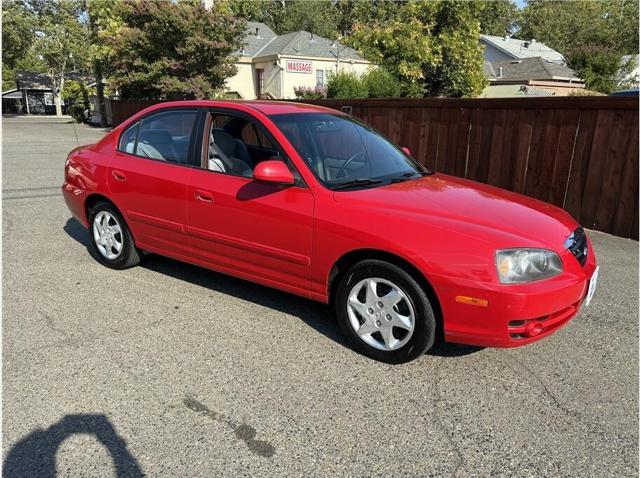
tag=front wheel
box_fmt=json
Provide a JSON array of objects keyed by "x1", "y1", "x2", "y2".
[{"x1": 335, "y1": 260, "x2": 436, "y2": 363}]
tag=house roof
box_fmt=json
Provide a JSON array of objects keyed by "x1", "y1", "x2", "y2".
[
  {"x1": 2, "y1": 89, "x2": 22, "y2": 99},
  {"x1": 16, "y1": 71, "x2": 90, "y2": 90},
  {"x1": 486, "y1": 57, "x2": 582, "y2": 83},
  {"x1": 240, "y1": 21, "x2": 364, "y2": 61},
  {"x1": 242, "y1": 21, "x2": 278, "y2": 56},
  {"x1": 481, "y1": 34, "x2": 565, "y2": 64}
]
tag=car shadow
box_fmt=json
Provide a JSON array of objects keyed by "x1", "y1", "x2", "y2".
[
  {"x1": 63, "y1": 217, "x2": 483, "y2": 359},
  {"x1": 2, "y1": 414, "x2": 143, "y2": 477}
]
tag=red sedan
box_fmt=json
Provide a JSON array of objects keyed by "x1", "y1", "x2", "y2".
[{"x1": 63, "y1": 100, "x2": 599, "y2": 363}]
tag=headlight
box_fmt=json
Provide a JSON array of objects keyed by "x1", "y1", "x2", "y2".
[{"x1": 496, "y1": 249, "x2": 563, "y2": 284}]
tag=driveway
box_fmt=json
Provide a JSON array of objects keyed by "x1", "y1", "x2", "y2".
[{"x1": 2, "y1": 115, "x2": 638, "y2": 477}]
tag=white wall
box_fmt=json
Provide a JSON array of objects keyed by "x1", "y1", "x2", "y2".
[
  {"x1": 279, "y1": 57, "x2": 370, "y2": 99},
  {"x1": 482, "y1": 44, "x2": 514, "y2": 63},
  {"x1": 225, "y1": 60, "x2": 256, "y2": 99}
]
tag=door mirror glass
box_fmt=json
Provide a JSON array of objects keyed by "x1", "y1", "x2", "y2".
[
  {"x1": 401, "y1": 146, "x2": 412, "y2": 157},
  {"x1": 253, "y1": 160, "x2": 295, "y2": 185}
]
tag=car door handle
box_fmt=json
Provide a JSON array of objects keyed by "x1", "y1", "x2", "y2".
[
  {"x1": 194, "y1": 189, "x2": 214, "y2": 203},
  {"x1": 112, "y1": 170, "x2": 126, "y2": 182}
]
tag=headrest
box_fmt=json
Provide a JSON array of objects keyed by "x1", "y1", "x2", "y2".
[
  {"x1": 211, "y1": 128, "x2": 235, "y2": 154},
  {"x1": 139, "y1": 129, "x2": 173, "y2": 145}
]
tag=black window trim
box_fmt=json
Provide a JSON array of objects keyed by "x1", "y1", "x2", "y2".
[
  {"x1": 115, "y1": 107, "x2": 204, "y2": 169},
  {"x1": 199, "y1": 107, "x2": 307, "y2": 188}
]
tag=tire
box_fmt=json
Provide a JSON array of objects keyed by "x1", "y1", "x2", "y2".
[
  {"x1": 334, "y1": 259, "x2": 436, "y2": 364},
  {"x1": 88, "y1": 201, "x2": 141, "y2": 269}
]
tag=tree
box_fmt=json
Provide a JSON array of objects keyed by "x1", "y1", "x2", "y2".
[
  {"x1": 2, "y1": 0, "x2": 37, "y2": 70},
  {"x1": 519, "y1": 0, "x2": 639, "y2": 93},
  {"x1": 26, "y1": 0, "x2": 89, "y2": 116},
  {"x1": 362, "y1": 68, "x2": 402, "y2": 97},
  {"x1": 108, "y1": 0, "x2": 246, "y2": 100},
  {"x1": 347, "y1": 0, "x2": 487, "y2": 97},
  {"x1": 1, "y1": 0, "x2": 48, "y2": 91},
  {"x1": 230, "y1": 0, "x2": 340, "y2": 39},
  {"x1": 474, "y1": 0, "x2": 519, "y2": 36},
  {"x1": 326, "y1": 70, "x2": 368, "y2": 98},
  {"x1": 86, "y1": 0, "x2": 126, "y2": 125}
]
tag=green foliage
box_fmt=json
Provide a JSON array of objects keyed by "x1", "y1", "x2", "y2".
[
  {"x1": 519, "y1": 0, "x2": 639, "y2": 93},
  {"x1": 229, "y1": 0, "x2": 340, "y2": 39},
  {"x1": 567, "y1": 46, "x2": 636, "y2": 94},
  {"x1": 473, "y1": 0, "x2": 520, "y2": 36},
  {"x1": 326, "y1": 71, "x2": 368, "y2": 98},
  {"x1": 109, "y1": 0, "x2": 246, "y2": 100},
  {"x1": 362, "y1": 68, "x2": 401, "y2": 98},
  {"x1": 519, "y1": 0, "x2": 639, "y2": 54},
  {"x1": 62, "y1": 80, "x2": 90, "y2": 107},
  {"x1": 2, "y1": 0, "x2": 37, "y2": 69},
  {"x1": 346, "y1": 0, "x2": 487, "y2": 97},
  {"x1": 68, "y1": 103, "x2": 86, "y2": 123}
]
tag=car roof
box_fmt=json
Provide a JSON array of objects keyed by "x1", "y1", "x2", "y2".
[{"x1": 142, "y1": 99, "x2": 342, "y2": 116}]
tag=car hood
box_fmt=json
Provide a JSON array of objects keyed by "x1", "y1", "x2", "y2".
[{"x1": 333, "y1": 173, "x2": 578, "y2": 249}]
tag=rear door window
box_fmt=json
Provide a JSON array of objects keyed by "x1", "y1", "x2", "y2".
[{"x1": 120, "y1": 110, "x2": 197, "y2": 164}]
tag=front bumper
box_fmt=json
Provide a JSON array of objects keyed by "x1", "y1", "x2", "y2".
[{"x1": 434, "y1": 240, "x2": 598, "y2": 348}]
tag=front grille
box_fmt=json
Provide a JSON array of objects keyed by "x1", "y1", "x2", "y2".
[{"x1": 564, "y1": 227, "x2": 588, "y2": 266}]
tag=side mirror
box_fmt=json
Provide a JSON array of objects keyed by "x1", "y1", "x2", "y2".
[
  {"x1": 401, "y1": 146, "x2": 412, "y2": 157},
  {"x1": 253, "y1": 160, "x2": 295, "y2": 185}
]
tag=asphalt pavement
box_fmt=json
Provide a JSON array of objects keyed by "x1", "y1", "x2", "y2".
[{"x1": 2, "y1": 115, "x2": 638, "y2": 477}]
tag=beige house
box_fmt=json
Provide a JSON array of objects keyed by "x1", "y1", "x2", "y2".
[{"x1": 226, "y1": 22, "x2": 370, "y2": 100}]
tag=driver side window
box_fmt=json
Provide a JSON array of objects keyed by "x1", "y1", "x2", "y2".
[{"x1": 201, "y1": 112, "x2": 300, "y2": 182}]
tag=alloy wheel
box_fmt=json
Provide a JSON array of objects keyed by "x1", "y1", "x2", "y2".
[{"x1": 346, "y1": 277, "x2": 415, "y2": 351}]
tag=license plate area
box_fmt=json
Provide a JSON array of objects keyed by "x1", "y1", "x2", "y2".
[{"x1": 586, "y1": 266, "x2": 599, "y2": 306}]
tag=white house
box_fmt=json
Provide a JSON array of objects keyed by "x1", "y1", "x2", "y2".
[
  {"x1": 225, "y1": 22, "x2": 371, "y2": 100},
  {"x1": 481, "y1": 34, "x2": 566, "y2": 65}
]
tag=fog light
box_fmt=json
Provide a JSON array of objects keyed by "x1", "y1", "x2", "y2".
[{"x1": 525, "y1": 321, "x2": 544, "y2": 337}]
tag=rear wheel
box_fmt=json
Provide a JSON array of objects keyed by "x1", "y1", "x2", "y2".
[
  {"x1": 335, "y1": 260, "x2": 436, "y2": 363},
  {"x1": 88, "y1": 201, "x2": 140, "y2": 269}
]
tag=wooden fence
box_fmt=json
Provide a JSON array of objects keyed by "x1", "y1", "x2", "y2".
[{"x1": 109, "y1": 97, "x2": 639, "y2": 239}]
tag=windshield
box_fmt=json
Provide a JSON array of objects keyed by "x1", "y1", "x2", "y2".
[{"x1": 270, "y1": 113, "x2": 430, "y2": 190}]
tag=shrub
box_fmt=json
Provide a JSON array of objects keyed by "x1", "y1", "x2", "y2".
[
  {"x1": 294, "y1": 85, "x2": 328, "y2": 99},
  {"x1": 362, "y1": 68, "x2": 402, "y2": 98},
  {"x1": 69, "y1": 103, "x2": 86, "y2": 123},
  {"x1": 326, "y1": 71, "x2": 368, "y2": 99},
  {"x1": 62, "y1": 80, "x2": 90, "y2": 122}
]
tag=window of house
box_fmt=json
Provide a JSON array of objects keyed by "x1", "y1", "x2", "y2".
[
  {"x1": 256, "y1": 69, "x2": 265, "y2": 96},
  {"x1": 316, "y1": 69, "x2": 325, "y2": 86},
  {"x1": 118, "y1": 110, "x2": 197, "y2": 164}
]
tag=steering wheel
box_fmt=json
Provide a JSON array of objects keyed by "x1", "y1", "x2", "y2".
[{"x1": 336, "y1": 152, "x2": 369, "y2": 179}]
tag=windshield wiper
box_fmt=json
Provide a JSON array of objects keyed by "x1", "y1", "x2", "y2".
[
  {"x1": 332, "y1": 178, "x2": 383, "y2": 190},
  {"x1": 389, "y1": 171, "x2": 432, "y2": 183}
]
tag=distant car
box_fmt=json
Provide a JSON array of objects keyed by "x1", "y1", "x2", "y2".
[
  {"x1": 63, "y1": 101, "x2": 598, "y2": 363},
  {"x1": 609, "y1": 88, "x2": 639, "y2": 97}
]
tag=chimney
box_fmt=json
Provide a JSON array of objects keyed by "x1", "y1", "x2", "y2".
[
  {"x1": 498, "y1": 67, "x2": 503, "y2": 78},
  {"x1": 255, "y1": 27, "x2": 260, "y2": 38},
  {"x1": 310, "y1": 32, "x2": 315, "y2": 42},
  {"x1": 503, "y1": 35, "x2": 509, "y2": 41}
]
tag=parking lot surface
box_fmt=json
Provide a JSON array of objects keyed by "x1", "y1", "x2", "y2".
[{"x1": 2, "y1": 116, "x2": 638, "y2": 477}]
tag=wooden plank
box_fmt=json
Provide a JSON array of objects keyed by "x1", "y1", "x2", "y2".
[
  {"x1": 486, "y1": 109, "x2": 507, "y2": 187},
  {"x1": 594, "y1": 109, "x2": 633, "y2": 233},
  {"x1": 563, "y1": 110, "x2": 597, "y2": 220},
  {"x1": 549, "y1": 109, "x2": 581, "y2": 207},
  {"x1": 580, "y1": 110, "x2": 615, "y2": 230},
  {"x1": 612, "y1": 110, "x2": 639, "y2": 237},
  {"x1": 522, "y1": 108, "x2": 548, "y2": 199},
  {"x1": 511, "y1": 109, "x2": 535, "y2": 194}
]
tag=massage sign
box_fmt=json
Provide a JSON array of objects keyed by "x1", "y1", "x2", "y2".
[{"x1": 286, "y1": 60, "x2": 313, "y2": 73}]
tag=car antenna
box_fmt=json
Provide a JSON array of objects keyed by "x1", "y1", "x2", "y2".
[{"x1": 72, "y1": 120, "x2": 80, "y2": 146}]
